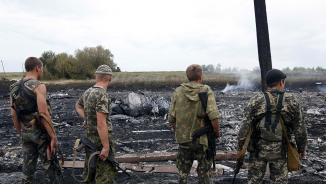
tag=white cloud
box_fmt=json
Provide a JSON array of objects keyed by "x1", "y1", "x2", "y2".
[{"x1": 0, "y1": 0, "x2": 325, "y2": 72}]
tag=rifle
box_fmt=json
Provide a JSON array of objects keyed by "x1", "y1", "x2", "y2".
[
  {"x1": 191, "y1": 91, "x2": 217, "y2": 170},
  {"x1": 232, "y1": 123, "x2": 254, "y2": 184},
  {"x1": 75, "y1": 137, "x2": 130, "y2": 177},
  {"x1": 33, "y1": 112, "x2": 65, "y2": 182}
]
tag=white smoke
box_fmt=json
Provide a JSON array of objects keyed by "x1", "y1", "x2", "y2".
[{"x1": 222, "y1": 74, "x2": 255, "y2": 93}]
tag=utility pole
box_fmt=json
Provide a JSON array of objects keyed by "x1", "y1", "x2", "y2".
[
  {"x1": 254, "y1": 0, "x2": 272, "y2": 91},
  {"x1": 1, "y1": 60, "x2": 5, "y2": 74}
]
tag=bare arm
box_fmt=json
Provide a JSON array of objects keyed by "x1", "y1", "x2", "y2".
[
  {"x1": 211, "y1": 118, "x2": 220, "y2": 138},
  {"x1": 34, "y1": 84, "x2": 56, "y2": 153},
  {"x1": 75, "y1": 103, "x2": 85, "y2": 119},
  {"x1": 10, "y1": 95, "x2": 21, "y2": 137},
  {"x1": 97, "y1": 112, "x2": 109, "y2": 161}
]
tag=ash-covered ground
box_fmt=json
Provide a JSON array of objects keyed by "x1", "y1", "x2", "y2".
[{"x1": 0, "y1": 81, "x2": 326, "y2": 184}]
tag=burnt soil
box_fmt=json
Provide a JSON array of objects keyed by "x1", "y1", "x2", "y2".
[{"x1": 0, "y1": 81, "x2": 326, "y2": 184}]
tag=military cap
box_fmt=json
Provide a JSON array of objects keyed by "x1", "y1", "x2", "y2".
[
  {"x1": 95, "y1": 65, "x2": 113, "y2": 75},
  {"x1": 265, "y1": 69, "x2": 286, "y2": 83}
]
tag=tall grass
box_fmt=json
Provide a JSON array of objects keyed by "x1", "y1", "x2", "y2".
[{"x1": 1, "y1": 71, "x2": 326, "y2": 88}]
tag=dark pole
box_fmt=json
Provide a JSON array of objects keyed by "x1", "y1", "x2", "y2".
[{"x1": 254, "y1": 0, "x2": 272, "y2": 91}]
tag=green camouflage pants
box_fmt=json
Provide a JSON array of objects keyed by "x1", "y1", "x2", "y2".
[
  {"x1": 248, "y1": 154, "x2": 288, "y2": 184},
  {"x1": 82, "y1": 132, "x2": 117, "y2": 184},
  {"x1": 21, "y1": 125, "x2": 57, "y2": 184},
  {"x1": 176, "y1": 139, "x2": 212, "y2": 184}
]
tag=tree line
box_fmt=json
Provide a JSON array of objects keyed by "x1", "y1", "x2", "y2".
[
  {"x1": 201, "y1": 64, "x2": 326, "y2": 73},
  {"x1": 39, "y1": 45, "x2": 120, "y2": 80}
]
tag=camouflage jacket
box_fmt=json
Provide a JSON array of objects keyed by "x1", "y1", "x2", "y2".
[
  {"x1": 237, "y1": 88, "x2": 308, "y2": 155},
  {"x1": 168, "y1": 82, "x2": 220, "y2": 151},
  {"x1": 10, "y1": 79, "x2": 42, "y2": 126},
  {"x1": 77, "y1": 87, "x2": 113, "y2": 134}
]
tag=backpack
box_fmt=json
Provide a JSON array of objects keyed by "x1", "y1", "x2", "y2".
[{"x1": 257, "y1": 92, "x2": 285, "y2": 142}]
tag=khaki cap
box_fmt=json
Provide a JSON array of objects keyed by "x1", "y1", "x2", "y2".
[{"x1": 95, "y1": 65, "x2": 113, "y2": 75}]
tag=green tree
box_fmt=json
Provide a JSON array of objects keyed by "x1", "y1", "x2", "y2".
[
  {"x1": 215, "y1": 64, "x2": 222, "y2": 72},
  {"x1": 206, "y1": 64, "x2": 215, "y2": 72},
  {"x1": 282, "y1": 67, "x2": 291, "y2": 72},
  {"x1": 75, "y1": 45, "x2": 116, "y2": 78},
  {"x1": 54, "y1": 53, "x2": 77, "y2": 79},
  {"x1": 316, "y1": 66, "x2": 325, "y2": 72}
]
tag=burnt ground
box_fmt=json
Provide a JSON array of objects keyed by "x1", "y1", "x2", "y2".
[{"x1": 0, "y1": 81, "x2": 326, "y2": 184}]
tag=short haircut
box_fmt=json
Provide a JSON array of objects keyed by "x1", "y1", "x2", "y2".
[
  {"x1": 266, "y1": 79, "x2": 285, "y2": 88},
  {"x1": 96, "y1": 74, "x2": 111, "y2": 82},
  {"x1": 186, "y1": 64, "x2": 202, "y2": 81},
  {"x1": 25, "y1": 57, "x2": 43, "y2": 72}
]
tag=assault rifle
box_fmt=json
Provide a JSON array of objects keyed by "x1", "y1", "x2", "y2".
[
  {"x1": 34, "y1": 113, "x2": 65, "y2": 182},
  {"x1": 76, "y1": 137, "x2": 131, "y2": 177},
  {"x1": 191, "y1": 91, "x2": 217, "y2": 170},
  {"x1": 232, "y1": 116, "x2": 261, "y2": 184}
]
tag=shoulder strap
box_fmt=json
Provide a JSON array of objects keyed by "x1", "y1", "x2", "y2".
[
  {"x1": 11, "y1": 79, "x2": 23, "y2": 104},
  {"x1": 266, "y1": 92, "x2": 291, "y2": 144},
  {"x1": 21, "y1": 79, "x2": 38, "y2": 107},
  {"x1": 263, "y1": 92, "x2": 272, "y2": 131},
  {"x1": 270, "y1": 92, "x2": 284, "y2": 133}
]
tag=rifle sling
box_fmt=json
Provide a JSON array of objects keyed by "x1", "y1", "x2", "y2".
[
  {"x1": 38, "y1": 113, "x2": 64, "y2": 168},
  {"x1": 72, "y1": 139, "x2": 102, "y2": 183}
]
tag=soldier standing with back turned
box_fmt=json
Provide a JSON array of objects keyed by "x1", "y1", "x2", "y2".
[
  {"x1": 75, "y1": 65, "x2": 117, "y2": 183},
  {"x1": 168, "y1": 64, "x2": 220, "y2": 184},
  {"x1": 10, "y1": 57, "x2": 57, "y2": 184},
  {"x1": 237, "y1": 69, "x2": 308, "y2": 184}
]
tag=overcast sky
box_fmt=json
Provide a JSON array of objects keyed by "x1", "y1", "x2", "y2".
[{"x1": 0, "y1": 0, "x2": 325, "y2": 72}]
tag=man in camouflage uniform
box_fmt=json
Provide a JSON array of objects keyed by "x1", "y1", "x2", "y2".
[
  {"x1": 168, "y1": 64, "x2": 220, "y2": 184},
  {"x1": 237, "y1": 69, "x2": 308, "y2": 184},
  {"x1": 10, "y1": 57, "x2": 57, "y2": 184},
  {"x1": 75, "y1": 65, "x2": 116, "y2": 184}
]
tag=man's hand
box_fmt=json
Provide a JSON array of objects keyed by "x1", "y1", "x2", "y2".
[
  {"x1": 98, "y1": 147, "x2": 109, "y2": 161},
  {"x1": 50, "y1": 137, "x2": 56, "y2": 154},
  {"x1": 81, "y1": 120, "x2": 86, "y2": 129},
  {"x1": 211, "y1": 118, "x2": 220, "y2": 139},
  {"x1": 215, "y1": 131, "x2": 220, "y2": 139},
  {"x1": 299, "y1": 152, "x2": 306, "y2": 160}
]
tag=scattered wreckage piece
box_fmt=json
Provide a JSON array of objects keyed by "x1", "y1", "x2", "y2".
[{"x1": 63, "y1": 151, "x2": 237, "y2": 168}]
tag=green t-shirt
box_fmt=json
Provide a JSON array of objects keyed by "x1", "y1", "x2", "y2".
[{"x1": 77, "y1": 87, "x2": 112, "y2": 134}]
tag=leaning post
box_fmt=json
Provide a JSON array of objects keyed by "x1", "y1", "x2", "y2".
[{"x1": 253, "y1": 0, "x2": 273, "y2": 91}]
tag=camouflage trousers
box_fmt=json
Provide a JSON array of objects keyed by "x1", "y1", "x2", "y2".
[
  {"x1": 21, "y1": 125, "x2": 57, "y2": 184},
  {"x1": 176, "y1": 139, "x2": 212, "y2": 184},
  {"x1": 82, "y1": 132, "x2": 117, "y2": 184},
  {"x1": 248, "y1": 154, "x2": 288, "y2": 184}
]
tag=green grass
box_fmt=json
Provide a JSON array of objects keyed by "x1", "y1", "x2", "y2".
[{"x1": 1, "y1": 71, "x2": 326, "y2": 88}]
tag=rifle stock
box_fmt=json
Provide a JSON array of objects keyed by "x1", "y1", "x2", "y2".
[{"x1": 232, "y1": 159, "x2": 244, "y2": 184}]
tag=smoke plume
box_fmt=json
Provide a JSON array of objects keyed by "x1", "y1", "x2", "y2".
[{"x1": 222, "y1": 74, "x2": 256, "y2": 93}]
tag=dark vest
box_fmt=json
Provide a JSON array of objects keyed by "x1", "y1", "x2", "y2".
[{"x1": 10, "y1": 79, "x2": 42, "y2": 126}]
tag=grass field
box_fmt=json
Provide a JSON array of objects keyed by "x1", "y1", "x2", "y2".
[{"x1": 1, "y1": 71, "x2": 326, "y2": 88}]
